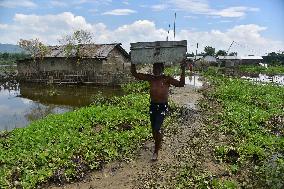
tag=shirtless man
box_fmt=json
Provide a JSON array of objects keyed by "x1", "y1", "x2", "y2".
[{"x1": 131, "y1": 62, "x2": 186, "y2": 160}]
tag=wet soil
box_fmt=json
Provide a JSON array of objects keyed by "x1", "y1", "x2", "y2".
[{"x1": 49, "y1": 80, "x2": 226, "y2": 189}]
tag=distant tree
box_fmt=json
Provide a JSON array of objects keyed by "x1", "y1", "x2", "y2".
[
  {"x1": 2, "y1": 52, "x2": 9, "y2": 59},
  {"x1": 263, "y1": 51, "x2": 284, "y2": 65},
  {"x1": 0, "y1": 52, "x2": 30, "y2": 65},
  {"x1": 18, "y1": 38, "x2": 50, "y2": 63},
  {"x1": 216, "y1": 50, "x2": 227, "y2": 56},
  {"x1": 228, "y1": 52, "x2": 238, "y2": 56},
  {"x1": 59, "y1": 30, "x2": 94, "y2": 63},
  {"x1": 204, "y1": 46, "x2": 215, "y2": 56}
]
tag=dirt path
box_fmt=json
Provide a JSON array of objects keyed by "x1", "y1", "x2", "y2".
[{"x1": 49, "y1": 78, "x2": 220, "y2": 189}]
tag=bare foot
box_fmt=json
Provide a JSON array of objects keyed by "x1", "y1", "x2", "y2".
[{"x1": 151, "y1": 152, "x2": 158, "y2": 161}]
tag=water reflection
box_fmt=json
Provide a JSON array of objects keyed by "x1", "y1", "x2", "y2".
[
  {"x1": 0, "y1": 82, "x2": 123, "y2": 131},
  {"x1": 174, "y1": 75, "x2": 203, "y2": 88}
]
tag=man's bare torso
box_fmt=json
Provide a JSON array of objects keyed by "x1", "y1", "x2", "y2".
[
  {"x1": 131, "y1": 63, "x2": 185, "y2": 103},
  {"x1": 150, "y1": 76, "x2": 170, "y2": 103}
]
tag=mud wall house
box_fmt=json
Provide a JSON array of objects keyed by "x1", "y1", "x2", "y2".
[{"x1": 17, "y1": 43, "x2": 132, "y2": 85}]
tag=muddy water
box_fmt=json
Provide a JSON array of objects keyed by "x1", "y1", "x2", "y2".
[
  {"x1": 0, "y1": 81, "x2": 123, "y2": 131},
  {"x1": 174, "y1": 75, "x2": 203, "y2": 88},
  {"x1": 241, "y1": 74, "x2": 284, "y2": 86}
]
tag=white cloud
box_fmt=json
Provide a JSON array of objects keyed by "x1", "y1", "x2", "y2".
[
  {"x1": 0, "y1": 0, "x2": 37, "y2": 8},
  {"x1": 102, "y1": 9, "x2": 136, "y2": 15},
  {"x1": 0, "y1": 12, "x2": 283, "y2": 56},
  {"x1": 0, "y1": 12, "x2": 94, "y2": 44},
  {"x1": 178, "y1": 24, "x2": 283, "y2": 55},
  {"x1": 212, "y1": 6, "x2": 257, "y2": 18},
  {"x1": 151, "y1": 4, "x2": 168, "y2": 11},
  {"x1": 170, "y1": 0, "x2": 259, "y2": 18}
]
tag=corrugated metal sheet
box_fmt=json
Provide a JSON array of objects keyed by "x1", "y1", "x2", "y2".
[
  {"x1": 240, "y1": 56, "x2": 263, "y2": 60},
  {"x1": 203, "y1": 55, "x2": 217, "y2": 62},
  {"x1": 45, "y1": 43, "x2": 121, "y2": 58},
  {"x1": 187, "y1": 56, "x2": 203, "y2": 60},
  {"x1": 218, "y1": 56, "x2": 240, "y2": 60},
  {"x1": 218, "y1": 55, "x2": 263, "y2": 60}
]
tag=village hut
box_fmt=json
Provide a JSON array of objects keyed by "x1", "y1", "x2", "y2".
[{"x1": 17, "y1": 43, "x2": 131, "y2": 85}]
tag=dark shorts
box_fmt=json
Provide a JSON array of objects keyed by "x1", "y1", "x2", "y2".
[{"x1": 149, "y1": 102, "x2": 169, "y2": 132}]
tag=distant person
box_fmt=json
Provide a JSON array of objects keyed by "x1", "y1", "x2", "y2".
[
  {"x1": 189, "y1": 61, "x2": 193, "y2": 72},
  {"x1": 131, "y1": 61, "x2": 186, "y2": 161}
]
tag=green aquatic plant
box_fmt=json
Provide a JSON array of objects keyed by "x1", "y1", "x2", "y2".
[
  {"x1": 0, "y1": 82, "x2": 152, "y2": 188},
  {"x1": 201, "y1": 71, "x2": 284, "y2": 188},
  {"x1": 239, "y1": 65, "x2": 284, "y2": 75}
]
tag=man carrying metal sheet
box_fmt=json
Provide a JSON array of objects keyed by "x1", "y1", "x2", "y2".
[{"x1": 131, "y1": 61, "x2": 186, "y2": 161}]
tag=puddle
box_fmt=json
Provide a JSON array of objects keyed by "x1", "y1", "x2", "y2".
[
  {"x1": 241, "y1": 74, "x2": 284, "y2": 86},
  {"x1": 0, "y1": 81, "x2": 123, "y2": 131},
  {"x1": 174, "y1": 75, "x2": 203, "y2": 88},
  {"x1": 185, "y1": 102, "x2": 197, "y2": 110}
]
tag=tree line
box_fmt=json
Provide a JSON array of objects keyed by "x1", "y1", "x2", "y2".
[
  {"x1": 0, "y1": 52, "x2": 30, "y2": 65},
  {"x1": 188, "y1": 46, "x2": 237, "y2": 57},
  {"x1": 189, "y1": 45, "x2": 283, "y2": 65}
]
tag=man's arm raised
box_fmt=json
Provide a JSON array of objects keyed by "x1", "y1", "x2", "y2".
[
  {"x1": 131, "y1": 64, "x2": 153, "y2": 81},
  {"x1": 167, "y1": 60, "x2": 186, "y2": 87}
]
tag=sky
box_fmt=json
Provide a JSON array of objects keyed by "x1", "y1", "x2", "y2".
[{"x1": 0, "y1": 0, "x2": 283, "y2": 56}]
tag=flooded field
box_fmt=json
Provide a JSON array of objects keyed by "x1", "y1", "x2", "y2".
[
  {"x1": 174, "y1": 75, "x2": 203, "y2": 88},
  {"x1": 241, "y1": 74, "x2": 284, "y2": 86},
  {"x1": 0, "y1": 81, "x2": 123, "y2": 131}
]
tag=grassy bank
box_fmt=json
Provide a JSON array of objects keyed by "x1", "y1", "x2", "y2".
[
  {"x1": 0, "y1": 82, "x2": 152, "y2": 188},
  {"x1": 239, "y1": 65, "x2": 284, "y2": 75},
  {"x1": 199, "y1": 71, "x2": 284, "y2": 188}
]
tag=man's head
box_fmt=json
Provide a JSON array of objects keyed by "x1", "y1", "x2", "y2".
[{"x1": 153, "y1": 63, "x2": 164, "y2": 76}]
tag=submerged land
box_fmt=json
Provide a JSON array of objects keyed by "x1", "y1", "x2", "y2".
[{"x1": 0, "y1": 65, "x2": 283, "y2": 189}]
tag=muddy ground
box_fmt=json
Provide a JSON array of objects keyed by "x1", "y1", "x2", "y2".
[{"x1": 49, "y1": 77, "x2": 228, "y2": 189}]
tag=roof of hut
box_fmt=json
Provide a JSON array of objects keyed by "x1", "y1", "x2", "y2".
[{"x1": 44, "y1": 43, "x2": 129, "y2": 59}]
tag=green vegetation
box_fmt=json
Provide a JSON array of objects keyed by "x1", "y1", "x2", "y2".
[
  {"x1": 0, "y1": 52, "x2": 29, "y2": 65},
  {"x1": 204, "y1": 46, "x2": 215, "y2": 56},
  {"x1": 164, "y1": 65, "x2": 192, "y2": 76},
  {"x1": 200, "y1": 71, "x2": 284, "y2": 188},
  {"x1": 239, "y1": 65, "x2": 284, "y2": 75},
  {"x1": 0, "y1": 82, "x2": 152, "y2": 188},
  {"x1": 164, "y1": 66, "x2": 181, "y2": 76},
  {"x1": 263, "y1": 52, "x2": 284, "y2": 66}
]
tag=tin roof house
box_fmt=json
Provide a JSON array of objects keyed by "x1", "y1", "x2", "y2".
[{"x1": 217, "y1": 55, "x2": 263, "y2": 67}]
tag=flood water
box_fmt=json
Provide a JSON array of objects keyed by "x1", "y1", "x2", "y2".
[
  {"x1": 241, "y1": 74, "x2": 284, "y2": 86},
  {"x1": 174, "y1": 75, "x2": 204, "y2": 88},
  {"x1": 0, "y1": 81, "x2": 123, "y2": 131}
]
